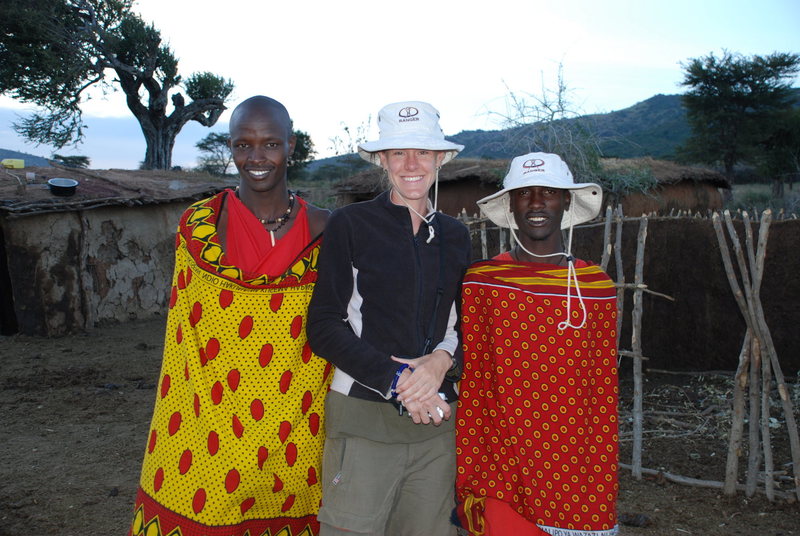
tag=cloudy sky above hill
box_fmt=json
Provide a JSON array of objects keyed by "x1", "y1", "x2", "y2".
[{"x1": 1, "y1": 0, "x2": 798, "y2": 169}]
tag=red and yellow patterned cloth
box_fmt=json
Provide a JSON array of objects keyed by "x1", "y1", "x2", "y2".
[
  {"x1": 455, "y1": 259, "x2": 619, "y2": 536},
  {"x1": 129, "y1": 192, "x2": 333, "y2": 536}
]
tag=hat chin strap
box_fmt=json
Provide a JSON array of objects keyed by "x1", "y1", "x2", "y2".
[
  {"x1": 390, "y1": 169, "x2": 439, "y2": 244},
  {"x1": 504, "y1": 211, "x2": 588, "y2": 330}
]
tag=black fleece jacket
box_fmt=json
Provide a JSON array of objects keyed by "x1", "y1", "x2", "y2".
[{"x1": 307, "y1": 191, "x2": 471, "y2": 403}]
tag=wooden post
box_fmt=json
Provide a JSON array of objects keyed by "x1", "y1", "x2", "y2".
[
  {"x1": 631, "y1": 216, "x2": 648, "y2": 480},
  {"x1": 724, "y1": 331, "x2": 750, "y2": 495},
  {"x1": 751, "y1": 211, "x2": 800, "y2": 501},
  {"x1": 746, "y1": 335, "x2": 761, "y2": 497},
  {"x1": 745, "y1": 212, "x2": 775, "y2": 500},
  {"x1": 760, "y1": 334, "x2": 775, "y2": 501},
  {"x1": 712, "y1": 213, "x2": 752, "y2": 328}
]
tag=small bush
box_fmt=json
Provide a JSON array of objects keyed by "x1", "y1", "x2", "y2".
[
  {"x1": 726, "y1": 183, "x2": 800, "y2": 214},
  {"x1": 593, "y1": 168, "x2": 659, "y2": 198}
]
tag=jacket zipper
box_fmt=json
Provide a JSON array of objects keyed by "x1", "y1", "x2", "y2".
[{"x1": 412, "y1": 234, "x2": 426, "y2": 356}]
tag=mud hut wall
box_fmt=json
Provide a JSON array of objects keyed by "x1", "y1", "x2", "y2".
[
  {"x1": 1, "y1": 203, "x2": 183, "y2": 335},
  {"x1": 3, "y1": 212, "x2": 85, "y2": 335},
  {"x1": 83, "y1": 204, "x2": 178, "y2": 327},
  {"x1": 437, "y1": 179, "x2": 501, "y2": 218},
  {"x1": 468, "y1": 217, "x2": 800, "y2": 373}
]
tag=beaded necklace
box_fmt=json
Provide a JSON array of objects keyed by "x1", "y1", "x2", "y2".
[
  {"x1": 236, "y1": 188, "x2": 295, "y2": 246},
  {"x1": 263, "y1": 192, "x2": 294, "y2": 246}
]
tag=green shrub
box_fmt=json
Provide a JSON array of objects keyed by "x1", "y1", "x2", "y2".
[
  {"x1": 726, "y1": 183, "x2": 800, "y2": 214},
  {"x1": 593, "y1": 168, "x2": 659, "y2": 197}
]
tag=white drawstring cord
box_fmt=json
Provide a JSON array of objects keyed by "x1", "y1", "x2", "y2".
[
  {"x1": 504, "y1": 211, "x2": 588, "y2": 330},
  {"x1": 558, "y1": 224, "x2": 588, "y2": 330}
]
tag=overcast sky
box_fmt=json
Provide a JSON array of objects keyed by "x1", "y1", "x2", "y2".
[{"x1": 1, "y1": 0, "x2": 799, "y2": 169}]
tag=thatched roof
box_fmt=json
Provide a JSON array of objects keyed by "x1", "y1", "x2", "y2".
[
  {"x1": 336, "y1": 156, "x2": 729, "y2": 195},
  {"x1": 0, "y1": 165, "x2": 237, "y2": 216},
  {"x1": 601, "y1": 157, "x2": 730, "y2": 188}
]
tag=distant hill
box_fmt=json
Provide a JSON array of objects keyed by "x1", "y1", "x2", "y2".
[
  {"x1": 307, "y1": 94, "x2": 691, "y2": 178},
  {"x1": 451, "y1": 88, "x2": 799, "y2": 162},
  {"x1": 0, "y1": 148, "x2": 50, "y2": 167},
  {"x1": 450, "y1": 94, "x2": 689, "y2": 161},
  {"x1": 585, "y1": 94, "x2": 691, "y2": 158}
]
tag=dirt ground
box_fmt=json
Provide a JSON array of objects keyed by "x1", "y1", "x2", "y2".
[{"x1": 1, "y1": 318, "x2": 798, "y2": 536}]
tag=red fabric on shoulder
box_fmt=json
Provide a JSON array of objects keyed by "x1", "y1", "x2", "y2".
[{"x1": 225, "y1": 190, "x2": 310, "y2": 278}]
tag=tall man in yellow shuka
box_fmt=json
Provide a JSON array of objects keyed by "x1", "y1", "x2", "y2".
[{"x1": 129, "y1": 96, "x2": 332, "y2": 536}]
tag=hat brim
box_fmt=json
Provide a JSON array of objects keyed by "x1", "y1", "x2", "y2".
[
  {"x1": 477, "y1": 182, "x2": 603, "y2": 229},
  {"x1": 358, "y1": 138, "x2": 464, "y2": 166}
]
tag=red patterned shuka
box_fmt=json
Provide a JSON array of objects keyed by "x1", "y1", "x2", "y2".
[
  {"x1": 129, "y1": 192, "x2": 333, "y2": 536},
  {"x1": 455, "y1": 258, "x2": 619, "y2": 536}
]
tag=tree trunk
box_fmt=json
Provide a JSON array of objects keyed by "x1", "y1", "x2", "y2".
[
  {"x1": 723, "y1": 157, "x2": 736, "y2": 186},
  {"x1": 771, "y1": 178, "x2": 784, "y2": 198},
  {"x1": 143, "y1": 125, "x2": 179, "y2": 170},
  {"x1": 138, "y1": 100, "x2": 226, "y2": 169}
]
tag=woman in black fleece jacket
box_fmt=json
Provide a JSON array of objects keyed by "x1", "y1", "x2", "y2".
[{"x1": 307, "y1": 101, "x2": 471, "y2": 536}]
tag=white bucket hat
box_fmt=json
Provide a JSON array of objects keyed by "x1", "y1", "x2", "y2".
[
  {"x1": 478, "y1": 152, "x2": 603, "y2": 230},
  {"x1": 358, "y1": 101, "x2": 464, "y2": 166}
]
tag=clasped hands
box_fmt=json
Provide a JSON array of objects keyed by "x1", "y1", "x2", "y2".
[{"x1": 391, "y1": 349, "x2": 452, "y2": 425}]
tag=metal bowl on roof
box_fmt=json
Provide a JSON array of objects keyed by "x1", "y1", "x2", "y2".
[{"x1": 47, "y1": 178, "x2": 79, "y2": 197}]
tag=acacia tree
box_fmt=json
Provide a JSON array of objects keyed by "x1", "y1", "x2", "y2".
[
  {"x1": 195, "y1": 132, "x2": 233, "y2": 175},
  {"x1": 0, "y1": 0, "x2": 233, "y2": 169},
  {"x1": 754, "y1": 107, "x2": 800, "y2": 197},
  {"x1": 288, "y1": 130, "x2": 315, "y2": 181},
  {"x1": 679, "y1": 50, "x2": 800, "y2": 183}
]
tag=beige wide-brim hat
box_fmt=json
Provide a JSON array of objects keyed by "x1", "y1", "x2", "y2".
[
  {"x1": 478, "y1": 152, "x2": 603, "y2": 230},
  {"x1": 358, "y1": 101, "x2": 464, "y2": 166}
]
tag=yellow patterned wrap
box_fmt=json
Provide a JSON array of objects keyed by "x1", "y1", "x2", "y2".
[{"x1": 129, "y1": 193, "x2": 332, "y2": 536}]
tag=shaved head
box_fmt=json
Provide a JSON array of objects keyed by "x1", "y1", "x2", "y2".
[{"x1": 229, "y1": 96, "x2": 293, "y2": 137}]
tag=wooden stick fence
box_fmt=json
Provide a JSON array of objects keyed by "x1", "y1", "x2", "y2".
[{"x1": 712, "y1": 209, "x2": 800, "y2": 500}]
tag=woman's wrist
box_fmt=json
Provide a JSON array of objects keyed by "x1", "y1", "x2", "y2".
[{"x1": 439, "y1": 350, "x2": 460, "y2": 381}]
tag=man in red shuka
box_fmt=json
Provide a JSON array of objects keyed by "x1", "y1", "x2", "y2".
[{"x1": 455, "y1": 152, "x2": 619, "y2": 536}]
